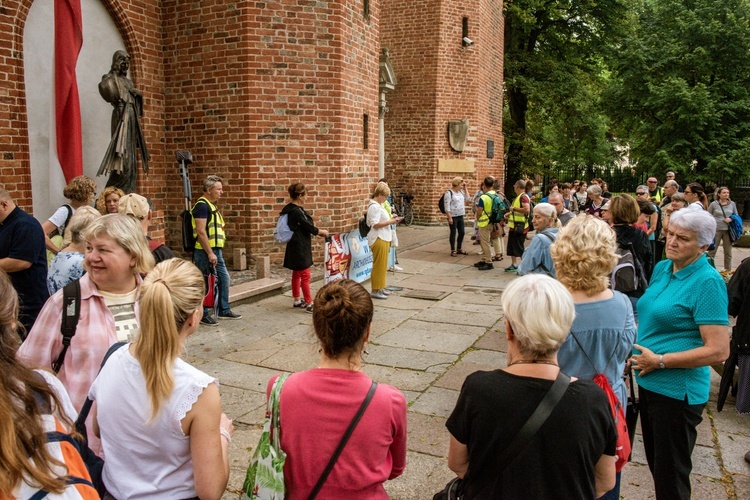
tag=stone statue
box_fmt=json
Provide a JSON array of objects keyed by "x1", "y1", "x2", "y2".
[
  {"x1": 448, "y1": 119, "x2": 470, "y2": 152},
  {"x1": 97, "y1": 50, "x2": 149, "y2": 194}
]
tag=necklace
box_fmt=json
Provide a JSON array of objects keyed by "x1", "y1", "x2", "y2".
[{"x1": 509, "y1": 359, "x2": 559, "y2": 367}]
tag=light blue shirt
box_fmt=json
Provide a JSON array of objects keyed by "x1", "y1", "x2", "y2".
[
  {"x1": 558, "y1": 291, "x2": 636, "y2": 408},
  {"x1": 634, "y1": 254, "x2": 729, "y2": 404},
  {"x1": 518, "y1": 228, "x2": 558, "y2": 277},
  {"x1": 47, "y1": 251, "x2": 86, "y2": 295}
]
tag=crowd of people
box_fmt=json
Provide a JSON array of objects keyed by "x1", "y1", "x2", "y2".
[{"x1": 1, "y1": 172, "x2": 747, "y2": 499}]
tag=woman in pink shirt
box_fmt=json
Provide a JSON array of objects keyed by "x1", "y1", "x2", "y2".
[
  {"x1": 268, "y1": 279, "x2": 407, "y2": 499},
  {"x1": 17, "y1": 214, "x2": 154, "y2": 454}
]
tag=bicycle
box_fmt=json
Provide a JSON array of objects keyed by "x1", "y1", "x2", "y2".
[{"x1": 397, "y1": 191, "x2": 415, "y2": 226}]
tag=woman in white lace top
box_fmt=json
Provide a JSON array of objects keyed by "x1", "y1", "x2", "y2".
[{"x1": 90, "y1": 259, "x2": 235, "y2": 499}]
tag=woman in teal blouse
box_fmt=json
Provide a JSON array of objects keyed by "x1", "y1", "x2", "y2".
[{"x1": 630, "y1": 206, "x2": 730, "y2": 500}]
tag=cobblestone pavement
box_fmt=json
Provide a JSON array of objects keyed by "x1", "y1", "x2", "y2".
[{"x1": 201, "y1": 224, "x2": 749, "y2": 499}]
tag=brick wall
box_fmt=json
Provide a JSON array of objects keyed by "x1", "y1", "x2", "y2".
[
  {"x1": 2, "y1": 0, "x2": 503, "y2": 262},
  {"x1": 380, "y1": 0, "x2": 504, "y2": 223}
]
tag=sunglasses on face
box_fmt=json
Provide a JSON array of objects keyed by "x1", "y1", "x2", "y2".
[{"x1": 636, "y1": 192, "x2": 647, "y2": 195}]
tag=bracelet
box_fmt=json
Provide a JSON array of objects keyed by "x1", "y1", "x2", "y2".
[
  {"x1": 219, "y1": 427, "x2": 232, "y2": 443},
  {"x1": 659, "y1": 355, "x2": 665, "y2": 369}
]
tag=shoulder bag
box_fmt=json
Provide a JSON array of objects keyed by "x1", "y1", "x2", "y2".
[{"x1": 433, "y1": 371, "x2": 571, "y2": 500}]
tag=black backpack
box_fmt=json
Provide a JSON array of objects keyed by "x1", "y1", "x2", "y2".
[
  {"x1": 438, "y1": 190, "x2": 451, "y2": 214},
  {"x1": 611, "y1": 243, "x2": 649, "y2": 294},
  {"x1": 181, "y1": 199, "x2": 212, "y2": 252}
]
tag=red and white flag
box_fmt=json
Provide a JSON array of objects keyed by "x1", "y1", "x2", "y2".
[{"x1": 54, "y1": 0, "x2": 83, "y2": 183}]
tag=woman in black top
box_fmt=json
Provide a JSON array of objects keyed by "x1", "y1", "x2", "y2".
[
  {"x1": 281, "y1": 183, "x2": 329, "y2": 313},
  {"x1": 444, "y1": 274, "x2": 617, "y2": 499},
  {"x1": 609, "y1": 194, "x2": 653, "y2": 317}
]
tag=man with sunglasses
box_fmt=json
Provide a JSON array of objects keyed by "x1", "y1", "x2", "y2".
[{"x1": 647, "y1": 177, "x2": 664, "y2": 203}]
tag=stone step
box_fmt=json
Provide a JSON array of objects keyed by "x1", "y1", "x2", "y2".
[{"x1": 227, "y1": 277, "x2": 284, "y2": 306}]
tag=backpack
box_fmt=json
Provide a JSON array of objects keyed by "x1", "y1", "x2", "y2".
[
  {"x1": 611, "y1": 243, "x2": 648, "y2": 294},
  {"x1": 438, "y1": 190, "x2": 451, "y2": 214},
  {"x1": 525, "y1": 195, "x2": 536, "y2": 231},
  {"x1": 182, "y1": 199, "x2": 212, "y2": 253},
  {"x1": 569, "y1": 331, "x2": 632, "y2": 473},
  {"x1": 274, "y1": 213, "x2": 294, "y2": 243},
  {"x1": 486, "y1": 193, "x2": 507, "y2": 224}
]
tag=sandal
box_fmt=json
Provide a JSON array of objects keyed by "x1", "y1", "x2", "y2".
[
  {"x1": 492, "y1": 255, "x2": 503, "y2": 262},
  {"x1": 451, "y1": 250, "x2": 457, "y2": 257},
  {"x1": 456, "y1": 249, "x2": 468, "y2": 255}
]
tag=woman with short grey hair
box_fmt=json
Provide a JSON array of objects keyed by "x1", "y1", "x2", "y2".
[
  {"x1": 585, "y1": 184, "x2": 605, "y2": 218},
  {"x1": 443, "y1": 274, "x2": 617, "y2": 498},
  {"x1": 517, "y1": 203, "x2": 559, "y2": 277},
  {"x1": 630, "y1": 207, "x2": 729, "y2": 499}
]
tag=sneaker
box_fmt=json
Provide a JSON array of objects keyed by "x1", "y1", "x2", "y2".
[
  {"x1": 200, "y1": 315, "x2": 219, "y2": 326},
  {"x1": 504, "y1": 265, "x2": 518, "y2": 272},
  {"x1": 389, "y1": 265, "x2": 404, "y2": 272},
  {"x1": 477, "y1": 262, "x2": 494, "y2": 271},
  {"x1": 371, "y1": 290, "x2": 388, "y2": 300},
  {"x1": 218, "y1": 310, "x2": 242, "y2": 320},
  {"x1": 292, "y1": 300, "x2": 305, "y2": 308},
  {"x1": 305, "y1": 303, "x2": 314, "y2": 313},
  {"x1": 380, "y1": 288, "x2": 392, "y2": 296}
]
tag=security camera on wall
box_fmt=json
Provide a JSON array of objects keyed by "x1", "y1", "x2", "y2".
[{"x1": 463, "y1": 37, "x2": 473, "y2": 46}]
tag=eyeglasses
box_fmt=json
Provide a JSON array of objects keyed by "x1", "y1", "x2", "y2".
[
  {"x1": 636, "y1": 192, "x2": 647, "y2": 195},
  {"x1": 684, "y1": 190, "x2": 692, "y2": 194},
  {"x1": 647, "y1": 180, "x2": 657, "y2": 183}
]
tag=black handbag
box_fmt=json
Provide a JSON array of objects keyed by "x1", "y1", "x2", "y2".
[{"x1": 433, "y1": 371, "x2": 571, "y2": 500}]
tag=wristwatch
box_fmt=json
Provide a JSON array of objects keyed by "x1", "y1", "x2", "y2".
[{"x1": 659, "y1": 355, "x2": 665, "y2": 369}]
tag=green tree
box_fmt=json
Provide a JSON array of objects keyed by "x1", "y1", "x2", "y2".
[
  {"x1": 503, "y1": 0, "x2": 628, "y2": 196},
  {"x1": 606, "y1": 0, "x2": 750, "y2": 184}
]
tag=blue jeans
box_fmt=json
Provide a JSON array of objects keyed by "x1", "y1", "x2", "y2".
[
  {"x1": 193, "y1": 248, "x2": 231, "y2": 318},
  {"x1": 599, "y1": 471, "x2": 621, "y2": 500}
]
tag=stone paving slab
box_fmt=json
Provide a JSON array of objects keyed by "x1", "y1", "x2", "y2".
[
  {"x1": 200, "y1": 358, "x2": 280, "y2": 394},
  {"x1": 440, "y1": 289, "x2": 504, "y2": 306},
  {"x1": 363, "y1": 364, "x2": 441, "y2": 392},
  {"x1": 384, "y1": 451, "x2": 456, "y2": 500},
  {"x1": 409, "y1": 386, "x2": 460, "y2": 418},
  {"x1": 219, "y1": 385, "x2": 266, "y2": 423},
  {"x1": 366, "y1": 344, "x2": 456, "y2": 372},
  {"x1": 376, "y1": 326, "x2": 480, "y2": 355},
  {"x1": 433, "y1": 352, "x2": 506, "y2": 392},
  {"x1": 412, "y1": 307, "x2": 500, "y2": 327},
  {"x1": 223, "y1": 337, "x2": 295, "y2": 365},
  {"x1": 473, "y1": 329, "x2": 508, "y2": 352},
  {"x1": 253, "y1": 342, "x2": 320, "y2": 373},
  {"x1": 398, "y1": 319, "x2": 487, "y2": 337},
  {"x1": 406, "y1": 412, "x2": 449, "y2": 457},
  {"x1": 390, "y1": 275, "x2": 466, "y2": 292},
  {"x1": 374, "y1": 296, "x2": 436, "y2": 311}
]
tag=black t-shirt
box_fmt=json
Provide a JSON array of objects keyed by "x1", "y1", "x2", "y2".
[
  {"x1": 446, "y1": 369, "x2": 616, "y2": 500},
  {"x1": 0, "y1": 207, "x2": 49, "y2": 309}
]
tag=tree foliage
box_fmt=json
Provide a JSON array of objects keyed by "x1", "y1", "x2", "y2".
[
  {"x1": 503, "y1": 0, "x2": 629, "y2": 195},
  {"x1": 606, "y1": 0, "x2": 750, "y2": 184}
]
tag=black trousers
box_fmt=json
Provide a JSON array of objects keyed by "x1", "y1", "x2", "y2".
[
  {"x1": 639, "y1": 386, "x2": 705, "y2": 500},
  {"x1": 449, "y1": 215, "x2": 465, "y2": 251}
]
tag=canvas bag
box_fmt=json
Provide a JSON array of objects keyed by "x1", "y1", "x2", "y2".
[{"x1": 242, "y1": 373, "x2": 291, "y2": 500}]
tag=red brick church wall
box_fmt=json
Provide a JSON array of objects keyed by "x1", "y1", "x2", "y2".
[{"x1": 380, "y1": 0, "x2": 504, "y2": 223}]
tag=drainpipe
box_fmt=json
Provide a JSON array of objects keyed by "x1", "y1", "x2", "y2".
[{"x1": 378, "y1": 90, "x2": 387, "y2": 180}]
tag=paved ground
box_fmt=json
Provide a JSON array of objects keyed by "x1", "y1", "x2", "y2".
[{"x1": 192, "y1": 224, "x2": 749, "y2": 499}]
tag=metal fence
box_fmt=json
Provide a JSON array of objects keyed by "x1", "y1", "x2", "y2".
[{"x1": 541, "y1": 166, "x2": 647, "y2": 194}]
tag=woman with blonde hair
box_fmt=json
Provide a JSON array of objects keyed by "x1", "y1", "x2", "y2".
[
  {"x1": 42, "y1": 175, "x2": 98, "y2": 260},
  {"x1": 47, "y1": 205, "x2": 101, "y2": 294},
  {"x1": 0, "y1": 270, "x2": 97, "y2": 499},
  {"x1": 95, "y1": 186, "x2": 125, "y2": 215},
  {"x1": 18, "y1": 214, "x2": 155, "y2": 454},
  {"x1": 90, "y1": 258, "x2": 234, "y2": 499},
  {"x1": 517, "y1": 203, "x2": 559, "y2": 277},
  {"x1": 551, "y1": 216, "x2": 636, "y2": 499},
  {"x1": 444, "y1": 274, "x2": 616, "y2": 498},
  {"x1": 367, "y1": 182, "x2": 402, "y2": 299}
]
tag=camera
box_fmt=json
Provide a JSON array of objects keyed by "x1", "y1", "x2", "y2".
[{"x1": 462, "y1": 37, "x2": 473, "y2": 46}]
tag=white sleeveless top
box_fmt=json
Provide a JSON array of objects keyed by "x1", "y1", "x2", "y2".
[{"x1": 89, "y1": 344, "x2": 217, "y2": 499}]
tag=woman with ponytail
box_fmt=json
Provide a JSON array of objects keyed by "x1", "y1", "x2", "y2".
[
  {"x1": 267, "y1": 279, "x2": 407, "y2": 499},
  {"x1": 0, "y1": 270, "x2": 95, "y2": 499},
  {"x1": 89, "y1": 259, "x2": 235, "y2": 499}
]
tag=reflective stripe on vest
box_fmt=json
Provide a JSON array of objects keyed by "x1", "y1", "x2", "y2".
[
  {"x1": 191, "y1": 197, "x2": 226, "y2": 249},
  {"x1": 509, "y1": 194, "x2": 528, "y2": 229}
]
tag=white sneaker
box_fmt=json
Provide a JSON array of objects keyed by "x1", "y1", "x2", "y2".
[
  {"x1": 380, "y1": 288, "x2": 392, "y2": 296},
  {"x1": 390, "y1": 265, "x2": 404, "y2": 272},
  {"x1": 371, "y1": 290, "x2": 388, "y2": 299}
]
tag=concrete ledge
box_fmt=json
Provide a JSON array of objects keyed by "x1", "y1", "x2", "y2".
[{"x1": 228, "y1": 278, "x2": 284, "y2": 306}]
